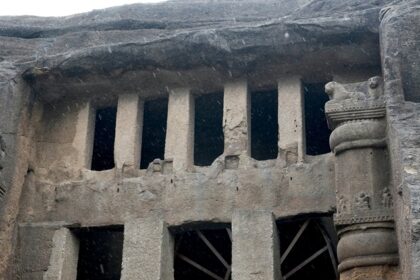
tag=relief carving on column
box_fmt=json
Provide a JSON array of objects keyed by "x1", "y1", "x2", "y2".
[
  {"x1": 354, "y1": 192, "x2": 371, "y2": 211},
  {"x1": 325, "y1": 76, "x2": 393, "y2": 226},
  {"x1": 382, "y1": 187, "x2": 393, "y2": 208},
  {"x1": 337, "y1": 194, "x2": 349, "y2": 215},
  {"x1": 325, "y1": 77, "x2": 399, "y2": 276}
]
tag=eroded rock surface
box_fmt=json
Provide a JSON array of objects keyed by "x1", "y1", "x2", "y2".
[{"x1": 0, "y1": 0, "x2": 391, "y2": 101}]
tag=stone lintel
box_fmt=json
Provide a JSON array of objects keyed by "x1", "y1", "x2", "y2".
[
  {"x1": 121, "y1": 217, "x2": 174, "y2": 280},
  {"x1": 115, "y1": 94, "x2": 143, "y2": 170},
  {"x1": 164, "y1": 87, "x2": 194, "y2": 172},
  {"x1": 232, "y1": 209, "x2": 281, "y2": 280},
  {"x1": 278, "y1": 76, "x2": 305, "y2": 162},
  {"x1": 223, "y1": 80, "x2": 250, "y2": 156},
  {"x1": 44, "y1": 228, "x2": 79, "y2": 280}
]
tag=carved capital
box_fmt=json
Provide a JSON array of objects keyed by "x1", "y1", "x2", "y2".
[{"x1": 325, "y1": 76, "x2": 385, "y2": 129}]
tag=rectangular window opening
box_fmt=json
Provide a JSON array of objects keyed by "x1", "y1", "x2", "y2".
[
  {"x1": 140, "y1": 98, "x2": 168, "y2": 169},
  {"x1": 194, "y1": 92, "x2": 224, "y2": 166},
  {"x1": 276, "y1": 215, "x2": 337, "y2": 280},
  {"x1": 73, "y1": 226, "x2": 124, "y2": 280},
  {"x1": 251, "y1": 90, "x2": 278, "y2": 160},
  {"x1": 304, "y1": 83, "x2": 331, "y2": 155},
  {"x1": 91, "y1": 106, "x2": 117, "y2": 171},
  {"x1": 173, "y1": 224, "x2": 232, "y2": 280}
]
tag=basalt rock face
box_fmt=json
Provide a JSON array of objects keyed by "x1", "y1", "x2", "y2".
[
  {"x1": 0, "y1": 0, "x2": 394, "y2": 101},
  {"x1": 380, "y1": 1, "x2": 420, "y2": 278}
]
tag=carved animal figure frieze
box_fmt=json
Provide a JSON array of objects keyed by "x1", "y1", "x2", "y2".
[
  {"x1": 324, "y1": 76, "x2": 384, "y2": 103},
  {"x1": 325, "y1": 81, "x2": 356, "y2": 101}
]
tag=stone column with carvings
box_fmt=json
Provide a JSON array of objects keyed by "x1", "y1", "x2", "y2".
[{"x1": 325, "y1": 76, "x2": 400, "y2": 280}]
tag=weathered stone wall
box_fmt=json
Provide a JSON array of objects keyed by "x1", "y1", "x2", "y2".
[
  {"x1": 34, "y1": 98, "x2": 94, "y2": 175},
  {"x1": 0, "y1": 63, "x2": 36, "y2": 278}
]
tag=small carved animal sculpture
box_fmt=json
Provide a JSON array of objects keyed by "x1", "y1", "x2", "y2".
[
  {"x1": 325, "y1": 81, "x2": 365, "y2": 101},
  {"x1": 368, "y1": 76, "x2": 383, "y2": 99},
  {"x1": 325, "y1": 81, "x2": 350, "y2": 101}
]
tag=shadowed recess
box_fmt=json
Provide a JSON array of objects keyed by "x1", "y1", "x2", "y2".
[
  {"x1": 304, "y1": 83, "x2": 331, "y2": 155},
  {"x1": 174, "y1": 227, "x2": 232, "y2": 280},
  {"x1": 251, "y1": 90, "x2": 278, "y2": 160},
  {"x1": 74, "y1": 226, "x2": 124, "y2": 280},
  {"x1": 140, "y1": 98, "x2": 168, "y2": 169},
  {"x1": 91, "y1": 107, "x2": 117, "y2": 171},
  {"x1": 277, "y1": 216, "x2": 338, "y2": 280},
  {"x1": 194, "y1": 92, "x2": 224, "y2": 166}
]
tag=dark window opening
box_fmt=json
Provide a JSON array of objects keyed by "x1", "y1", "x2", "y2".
[
  {"x1": 174, "y1": 226, "x2": 232, "y2": 280},
  {"x1": 91, "y1": 107, "x2": 117, "y2": 171},
  {"x1": 277, "y1": 216, "x2": 338, "y2": 280},
  {"x1": 194, "y1": 93, "x2": 224, "y2": 166},
  {"x1": 304, "y1": 83, "x2": 331, "y2": 155},
  {"x1": 140, "y1": 98, "x2": 168, "y2": 169},
  {"x1": 74, "y1": 226, "x2": 124, "y2": 280},
  {"x1": 251, "y1": 90, "x2": 278, "y2": 160}
]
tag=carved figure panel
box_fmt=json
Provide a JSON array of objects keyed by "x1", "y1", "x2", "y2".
[
  {"x1": 355, "y1": 192, "x2": 371, "y2": 210},
  {"x1": 382, "y1": 187, "x2": 393, "y2": 208},
  {"x1": 337, "y1": 194, "x2": 349, "y2": 215}
]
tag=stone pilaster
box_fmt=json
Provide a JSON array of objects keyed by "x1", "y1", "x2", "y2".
[
  {"x1": 325, "y1": 76, "x2": 399, "y2": 279},
  {"x1": 114, "y1": 94, "x2": 143, "y2": 170},
  {"x1": 165, "y1": 88, "x2": 194, "y2": 172},
  {"x1": 223, "y1": 80, "x2": 250, "y2": 156},
  {"x1": 232, "y1": 209, "x2": 281, "y2": 280},
  {"x1": 278, "y1": 76, "x2": 305, "y2": 163},
  {"x1": 121, "y1": 216, "x2": 174, "y2": 280},
  {"x1": 44, "y1": 228, "x2": 79, "y2": 280},
  {"x1": 73, "y1": 100, "x2": 95, "y2": 169}
]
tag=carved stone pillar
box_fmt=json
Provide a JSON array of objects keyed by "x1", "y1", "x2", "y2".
[{"x1": 325, "y1": 77, "x2": 400, "y2": 279}]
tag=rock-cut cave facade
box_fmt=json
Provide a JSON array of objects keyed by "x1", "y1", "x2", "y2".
[{"x1": 0, "y1": 0, "x2": 419, "y2": 279}]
